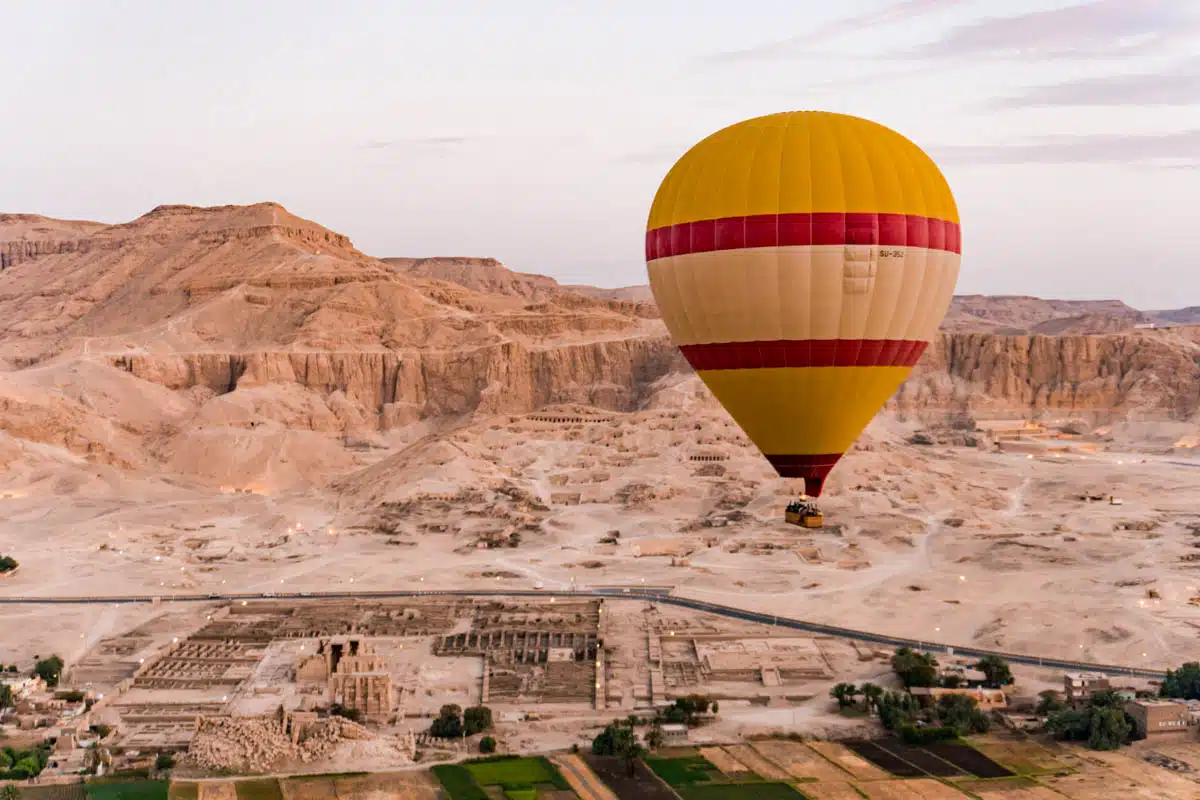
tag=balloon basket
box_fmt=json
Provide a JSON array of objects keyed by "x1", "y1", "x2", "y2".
[{"x1": 784, "y1": 498, "x2": 824, "y2": 528}]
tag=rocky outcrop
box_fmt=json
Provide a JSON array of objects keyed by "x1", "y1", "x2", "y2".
[
  {"x1": 384, "y1": 256, "x2": 562, "y2": 299},
  {"x1": 109, "y1": 336, "x2": 685, "y2": 423},
  {"x1": 0, "y1": 238, "x2": 91, "y2": 270},
  {"x1": 102, "y1": 326, "x2": 1200, "y2": 429},
  {"x1": 897, "y1": 329, "x2": 1200, "y2": 420}
]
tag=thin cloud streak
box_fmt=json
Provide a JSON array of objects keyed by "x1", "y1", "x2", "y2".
[
  {"x1": 903, "y1": 0, "x2": 1200, "y2": 61},
  {"x1": 701, "y1": 0, "x2": 957, "y2": 63},
  {"x1": 987, "y1": 60, "x2": 1200, "y2": 108},
  {"x1": 363, "y1": 135, "x2": 474, "y2": 150},
  {"x1": 933, "y1": 130, "x2": 1200, "y2": 166}
]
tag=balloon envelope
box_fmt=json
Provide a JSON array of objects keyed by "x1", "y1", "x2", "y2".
[{"x1": 645, "y1": 111, "x2": 961, "y2": 496}]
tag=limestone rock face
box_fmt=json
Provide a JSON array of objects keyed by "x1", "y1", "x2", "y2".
[{"x1": 899, "y1": 329, "x2": 1200, "y2": 420}]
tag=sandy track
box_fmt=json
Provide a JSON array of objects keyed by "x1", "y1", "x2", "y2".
[{"x1": 552, "y1": 753, "x2": 619, "y2": 800}]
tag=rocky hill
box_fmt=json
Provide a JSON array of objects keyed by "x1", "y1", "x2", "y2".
[
  {"x1": 943, "y1": 295, "x2": 1149, "y2": 334},
  {"x1": 0, "y1": 202, "x2": 1197, "y2": 494},
  {"x1": 1150, "y1": 306, "x2": 1200, "y2": 326},
  {"x1": 383, "y1": 256, "x2": 563, "y2": 301}
]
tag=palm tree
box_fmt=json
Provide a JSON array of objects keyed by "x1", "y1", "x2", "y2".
[
  {"x1": 860, "y1": 683, "x2": 884, "y2": 713},
  {"x1": 645, "y1": 724, "x2": 664, "y2": 752},
  {"x1": 830, "y1": 683, "x2": 857, "y2": 709}
]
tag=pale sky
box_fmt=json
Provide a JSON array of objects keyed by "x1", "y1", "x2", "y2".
[{"x1": 2, "y1": 0, "x2": 1198, "y2": 308}]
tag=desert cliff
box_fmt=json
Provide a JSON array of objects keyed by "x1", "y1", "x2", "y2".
[{"x1": 0, "y1": 202, "x2": 1197, "y2": 493}]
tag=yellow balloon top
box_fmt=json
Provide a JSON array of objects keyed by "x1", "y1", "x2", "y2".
[{"x1": 647, "y1": 111, "x2": 959, "y2": 231}]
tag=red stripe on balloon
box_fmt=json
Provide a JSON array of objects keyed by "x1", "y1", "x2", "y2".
[
  {"x1": 645, "y1": 212, "x2": 961, "y2": 261},
  {"x1": 679, "y1": 339, "x2": 928, "y2": 371}
]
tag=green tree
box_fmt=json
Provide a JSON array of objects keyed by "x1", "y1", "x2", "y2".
[
  {"x1": 478, "y1": 736, "x2": 496, "y2": 754},
  {"x1": 32, "y1": 656, "x2": 64, "y2": 687},
  {"x1": 429, "y1": 704, "x2": 463, "y2": 738},
  {"x1": 975, "y1": 656, "x2": 1014, "y2": 688},
  {"x1": 1, "y1": 784, "x2": 20, "y2": 800},
  {"x1": 463, "y1": 706, "x2": 493, "y2": 736},
  {"x1": 155, "y1": 753, "x2": 176, "y2": 771},
  {"x1": 1161, "y1": 663, "x2": 1200, "y2": 700},
  {"x1": 1036, "y1": 690, "x2": 1065, "y2": 715},
  {"x1": 1047, "y1": 709, "x2": 1093, "y2": 741},
  {"x1": 1090, "y1": 690, "x2": 1124, "y2": 709},
  {"x1": 935, "y1": 693, "x2": 989, "y2": 735},
  {"x1": 620, "y1": 737, "x2": 647, "y2": 775},
  {"x1": 859, "y1": 683, "x2": 884, "y2": 713},
  {"x1": 0, "y1": 556, "x2": 17, "y2": 573},
  {"x1": 592, "y1": 719, "x2": 645, "y2": 773},
  {"x1": 891, "y1": 648, "x2": 937, "y2": 688},
  {"x1": 830, "y1": 683, "x2": 857, "y2": 709},
  {"x1": 644, "y1": 724, "x2": 664, "y2": 751},
  {"x1": 1087, "y1": 706, "x2": 1131, "y2": 751},
  {"x1": 710, "y1": 701, "x2": 719, "y2": 715},
  {"x1": 941, "y1": 674, "x2": 962, "y2": 689},
  {"x1": 0, "y1": 684, "x2": 12, "y2": 709}
]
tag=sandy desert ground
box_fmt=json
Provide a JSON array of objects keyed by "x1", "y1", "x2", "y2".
[
  {"x1": 2, "y1": 403, "x2": 1199, "y2": 678},
  {"x1": 1, "y1": 203, "x2": 1199, "y2": 679}
]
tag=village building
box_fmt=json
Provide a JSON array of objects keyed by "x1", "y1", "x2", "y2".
[
  {"x1": 658, "y1": 723, "x2": 689, "y2": 746},
  {"x1": 910, "y1": 687, "x2": 1008, "y2": 710},
  {"x1": 1064, "y1": 672, "x2": 1111, "y2": 705},
  {"x1": 939, "y1": 664, "x2": 988, "y2": 688},
  {"x1": 1125, "y1": 699, "x2": 1191, "y2": 738},
  {"x1": 1, "y1": 675, "x2": 44, "y2": 702}
]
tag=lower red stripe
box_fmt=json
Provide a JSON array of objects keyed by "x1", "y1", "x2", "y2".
[
  {"x1": 680, "y1": 339, "x2": 927, "y2": 370},
  {"x1": 766, "y1": 453, "x2": 843, "y2": 497}
]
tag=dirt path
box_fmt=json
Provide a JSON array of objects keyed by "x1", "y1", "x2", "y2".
[{"x1": 552, "y1": 753, "x2": 619, "y2": 800}]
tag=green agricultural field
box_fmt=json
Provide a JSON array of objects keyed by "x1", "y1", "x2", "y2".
[
  {"x1": 465, "y1": 756, "x2": 570, "y2": 790},
  {"x1": 645, "y1": 755, "x2": 722, "y2": 787},
  {"x1": 84, "y1": 780, "x2": 170, "y2": 800},
  {"x1": 676, "y1": 783, "x2": 809, "y2": 800},
  {"x1": 430, "y1": 764, "x2": 488, "y2": 800}
]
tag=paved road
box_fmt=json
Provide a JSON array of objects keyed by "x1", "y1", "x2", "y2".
[{"x1": 0, "y1": 586, "x2": 1167, "y2": 679}]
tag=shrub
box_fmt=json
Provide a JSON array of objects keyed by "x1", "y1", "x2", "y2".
[
  {"x1": 33, "y1": 655, "x2": 64, "y2": 687},
  {"x1": 464, "y1": 706, "x2": 493, "y2": 736},
  {"x1": 900, "y1": 725, "x2": 958, "y2": 745}
]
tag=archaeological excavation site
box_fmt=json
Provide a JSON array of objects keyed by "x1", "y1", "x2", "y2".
[{"x1": 32, "y1": 594, "x2": 895, "y2": 777}]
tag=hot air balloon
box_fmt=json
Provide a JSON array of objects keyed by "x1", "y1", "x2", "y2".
[{"x1": 645, "y1": 111, "x2": 961, "y2": 515}]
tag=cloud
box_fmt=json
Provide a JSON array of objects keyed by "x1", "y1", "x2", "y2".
[
  {"x1": 701, "y1": 0, "x2": 957, "y2": 63},
  {"x1": 908, "y1": 0, "x2": 1200, "y2": 61},
  {"x1": 986, "y1": 59, "x2": 1200, "y2": 108},
  {"x1": 932, "y1": 129, "x2": 1200, "y2": 166},
  {"x1": 363, "y1": 135, "x2": 473, "y2": 149}
]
